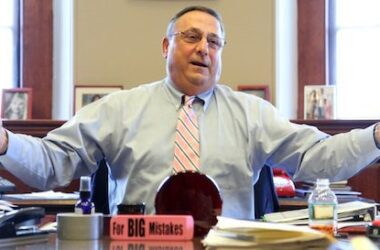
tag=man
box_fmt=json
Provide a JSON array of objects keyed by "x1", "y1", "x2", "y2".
[{"x1": 0, "y1": 6, "x2": 379, "y2": 220}]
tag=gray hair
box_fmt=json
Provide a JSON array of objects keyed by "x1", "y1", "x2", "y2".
[{"x1": 166, "y1": 6, "x2": 225, "y2": 37}]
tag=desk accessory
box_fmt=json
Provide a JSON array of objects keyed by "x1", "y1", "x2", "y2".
[
  {"x1": 110, "y1": 214, "x2": 193, "y2": 240},
  {"x1": 57, "y1": 213, "x2": 103, "y2": 240},
  {"x1": 273, "y1": 168, "x2": 296, "y2": 197},
  {"x1": 0, "y1": 207, "x2": 48, "y2": 247},
  {"x1": 155, "y1": 172, "x2": 222, "y2": 237},
  {"x1": 0, "y1": 207, "x2": 45, "y2": 238},
  {"x1": 75, "y1": 176, "x2": 94, "y2": 214}
]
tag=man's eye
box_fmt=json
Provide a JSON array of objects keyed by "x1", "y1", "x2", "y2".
[
  {"x1": 208, "y1": 38, "x2": 221, "y2": 46},
  {"x1": 209, "y1": 39, "x2": 218, "y2": 44},
  {"x1": 186, "y1": 34, "x2": 199, "y2": 40}
]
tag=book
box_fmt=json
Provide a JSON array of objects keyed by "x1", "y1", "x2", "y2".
[
  {"x1": 297, "y1": 180, "x2": 349, "y2": 189},
  {"x1": 263, "y1": 201, "x2": 377, "y2": 224},
  {"x1": 202, "y1": 216, "x2": 333, "y2": 249},
  {"x1": 295, "y1": 188, "x2": 361, "y2": 198}
]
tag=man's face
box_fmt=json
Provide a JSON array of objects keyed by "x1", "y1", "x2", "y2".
[{"x1": 162, "y1": 11, "x2": 224, "y2": 96}]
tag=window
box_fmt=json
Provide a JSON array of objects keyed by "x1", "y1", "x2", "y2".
[
  {"x1": 0, "y1": 0, "x2": 20, "y2": 89},
  {"x1": 330, "y1": 0, "x2": 380, "y2": 119}
]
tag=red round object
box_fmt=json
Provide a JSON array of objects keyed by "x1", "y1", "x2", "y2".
[{"x1": 155, "y1": 171, "x2": 223, "y2": 237}]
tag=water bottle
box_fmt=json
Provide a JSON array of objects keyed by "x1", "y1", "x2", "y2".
[
  {"x1": 75, "y1": 176, "x2": 95, "y2": 214},
  {"x1": 308, "y1": 178, "x2": 337, "y2": 236}
]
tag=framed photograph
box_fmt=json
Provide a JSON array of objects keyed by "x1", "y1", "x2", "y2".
[
  {"x1": 238, "y1": 85, "x2": 270, "y2": 101},
  {"x1": 74, "y1": 85, "x2": 123, "y2": 113},
  {"x1": 304, "y1": 85, "x2": 336, "y2": 120},
  {"x1": 1, "y1": 88, "x2": 32, "y2": 120}
]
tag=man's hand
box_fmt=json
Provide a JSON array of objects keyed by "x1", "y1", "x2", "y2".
[{"x1": 0, "y1": 122, "x2": 8, "y2": 155}]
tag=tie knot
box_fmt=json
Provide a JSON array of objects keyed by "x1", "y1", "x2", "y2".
[{"x1": 183, "y1": 96, "x2": 196, "y2": 108}]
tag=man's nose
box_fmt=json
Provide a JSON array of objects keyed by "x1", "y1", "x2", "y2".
[{"x1": 195, "y1": 37, "x2": 209, "y2": 55}]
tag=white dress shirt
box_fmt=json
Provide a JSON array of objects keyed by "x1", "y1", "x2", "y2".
[{"x1": 1, "y1": 78, "x2": 379, "y2": 219}]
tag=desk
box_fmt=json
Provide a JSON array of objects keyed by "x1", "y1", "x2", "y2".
[
  {"x1": 5, "y1": 232, "x2": 380, "y2": 250},
  {"x1": 4, "y1": 233, "x2": 206, "y2": 250}
]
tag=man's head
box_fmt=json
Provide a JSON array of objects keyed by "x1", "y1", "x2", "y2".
[{"x1": 162, "y1": 6, "x2": 225, "y2": 96}]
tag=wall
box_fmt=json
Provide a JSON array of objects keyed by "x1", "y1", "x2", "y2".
[{"x1": 74, "y1": 0, "x2": 275, "y2": 100}]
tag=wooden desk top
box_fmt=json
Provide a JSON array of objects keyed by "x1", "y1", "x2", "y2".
[
  {"x1": 7, "y1": 233, "x2": 206, "y2": 250},
  {"x1": 6, "y1": 232, "x2": 380, "y2": 250}
]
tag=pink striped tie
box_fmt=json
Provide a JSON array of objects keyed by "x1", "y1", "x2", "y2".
[{"x1": 173, "y1": 96, "x2": 200, "y2": 173}]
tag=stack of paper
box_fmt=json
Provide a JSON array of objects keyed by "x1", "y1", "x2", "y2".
[
  {"x1": 263, "y1": 201, "x2": 377, "y2": 225},
  {"x1": 3, "y1": 190, "x2": 79, "y2": 200},
  {"x1": 295, "y1": 181, "x2": 362, "y2": 201},
  {"x1": 0, "y1": 200, "x2": 16, "y2": 213},
  {"x1": 202, "y1": 217, "x2": 333, "y2": 249}
]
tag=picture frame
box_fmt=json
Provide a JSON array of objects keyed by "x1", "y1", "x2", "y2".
[
  {"x1": 1, "y1": 88, "x2": 32, "y2": 120},
  {"x1": 74, "y1": 85, "x2": 123, "y2": 113},
  {"x1": 304, "y1": 85, "x2": 336, "y2": 120},
  {"x1": 238, "y1": 85, "x2": 270, "y2": 101}
]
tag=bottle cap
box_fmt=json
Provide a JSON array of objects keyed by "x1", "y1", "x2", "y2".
[
  {"x1": 79, "y1": 176, "x2": 92, "y2": 191},
  {"x1": 316, "y1": 178, "x2": 329, "y2": 185}
]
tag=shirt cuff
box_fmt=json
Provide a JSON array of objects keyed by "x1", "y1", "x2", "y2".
[{"x1": 373, "y1": 123, "x2": 380, "y2": 149}]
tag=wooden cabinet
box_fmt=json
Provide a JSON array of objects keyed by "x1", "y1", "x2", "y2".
[{"x1": 292, "y1": 119, "x2": 380, "y2": 202}]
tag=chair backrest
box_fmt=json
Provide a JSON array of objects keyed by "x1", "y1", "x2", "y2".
[
  {"x1": 253, "y1": 164, "x2": 279, "y2": 218},
  {"x1": 91, "y1": 158, "x2": 110, "y2": 214},
  {"x1": 90, "y1": 160, "x2": 279, "y2": 217}
]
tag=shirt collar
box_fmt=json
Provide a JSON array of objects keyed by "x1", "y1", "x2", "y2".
[{"x1": 164, "y1": 77, "x2": 213, "y2": 111}]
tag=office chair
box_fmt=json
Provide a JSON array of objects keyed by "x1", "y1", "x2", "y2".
[
  {"x1": 253, "y1": 164, "x2": 280, "y2": 218},
  {"x1": 91, "y1": 158, "x2": 110, "y2": 214},
  {"x1": 90, "y1": 160, "x2": 279, "y2": 217}
]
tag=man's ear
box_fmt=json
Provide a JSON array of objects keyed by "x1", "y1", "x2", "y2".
[{"x1": 162, "y1": 37, "x2": 169, "y2": 59}]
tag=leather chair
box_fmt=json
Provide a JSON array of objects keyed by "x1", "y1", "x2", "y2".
[
  {"x1": 91, "y1": 160, "x2": 279, "y2": 217},
  {"x1": 253, "y1": 165, "x2": 280, "y2": 218},
  {"x1": 91, "y1": 158, "x2": 110, "y2": 214}
]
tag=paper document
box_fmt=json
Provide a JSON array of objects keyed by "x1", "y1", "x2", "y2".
[
  {"x1": 3, "y1": 190, "x2": 79, "y2": 200},
  {"x1": 202, "y1": 216, "x2": 333, "y2": 249},
  {"x1": 0, "y1": 200, "x2": 17, "y2": 212},
  {"x1": 263, "y1": 201, "x2": 377, "y2": 223}
]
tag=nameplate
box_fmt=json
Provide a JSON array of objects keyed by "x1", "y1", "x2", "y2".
[{"x1": 110, "y1": 215, "x2": 194, "y2": 240}]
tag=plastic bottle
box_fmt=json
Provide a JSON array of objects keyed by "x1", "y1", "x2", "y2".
[
  {"x1": 75, "y1": 176, "x2": 95, "y2": 214},
  {"x1": 308, "y1": 178, "x2": 337, "y2": 236}
]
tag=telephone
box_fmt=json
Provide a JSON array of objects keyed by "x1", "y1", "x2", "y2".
[
  {"x1": 0, "y1": 207, "x2": 45, "y2": 238},
  {"x1": 272, "y1": 168, "x2": 296, "y2": 198}
]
